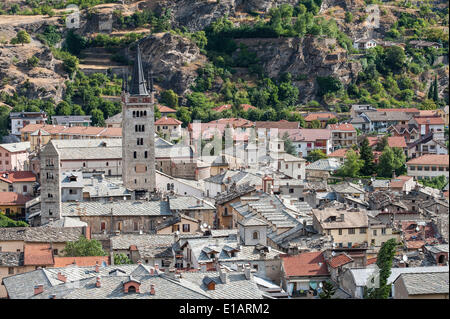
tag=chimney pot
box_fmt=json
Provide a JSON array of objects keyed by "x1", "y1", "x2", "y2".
[
  {"x1": 96, "y1": 277, "x2": 101, "y2": 288},
  {"x1": 57, "y1": 272, "x2": 67, "y2": 283},
  {"x1": 34, "y1": 285, "x2": 44, "y2": 295},
  {"x1": 95, "y1": 262, "x2": 99, "y2": 273},
  {"x1": 150, "y1": 284, "x2": 155, "y2": 295}
]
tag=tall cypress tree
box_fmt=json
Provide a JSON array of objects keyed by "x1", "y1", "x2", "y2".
[
  {"x1": 433, "y1": 75, "x2": 439, "y2": 102},
  {"x1": 360, "y1": 137, "x2": 375, "y2": 176}
]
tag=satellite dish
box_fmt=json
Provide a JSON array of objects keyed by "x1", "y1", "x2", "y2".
[
  {"x1": 175, "y1": 230, "x2": 180, "y2": 236},
  {"x1": 203, "y1": 223, "x2": 208, "y2": 228},
  {"x1": 331, "y1": 251, "x2": 336, "y2": 257},
  {"x1": 402, "y1": 255, "x2": 408, "y2": 262}
]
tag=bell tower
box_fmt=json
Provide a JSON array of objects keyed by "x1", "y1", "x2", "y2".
[{"x1": 121, "y1": 43, "x2": 156, "y2": 194}]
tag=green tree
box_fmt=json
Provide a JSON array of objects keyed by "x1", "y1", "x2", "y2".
[
  {"x1": 375, "y1": 136, "x2": 388, "y2": 152},
  {"x1": 345, "y1": 12, "x2": 353, "y2": 23},
  {"x1": 305, "y1": 149, "x2": 327, "y2": 163},
  {"x1": 56, "y1": 101, "x2": 72, "y2": 116},
  {"x1": 11, "y1": 30, "x2": 31, "y2": 46},
  {"x1": 365, "y1": 239, "x2": 397, "y2": 299},
  {"x1": 309, "y1": 119, "x2": 321, "y2": 128},
  {"x1": 382, "y1": 46, "x2": 406, "y2": 73},
  {"x1": 176, "y1": 107, "x2": 192, "y2": 127},
  {"x1": 316, "y1": 76, "x2": 342, "y2": 96},
  {"x1": 27, "y1": 56, "x2": 39, "y2": 67},
  {"x1": 160, "y1": 89, "x2": 179, "y2": 108},
  {"x1": 359, "y1": 138, "x2": 375, "y2": 176},
  {"x1": 91, "y1": 108, "x2": 105, "y2": 126},
  {"x1": 114, "y1": 253, "x2": 133, "y2": 265},
  {"x1": 392, "y1": 147, "x2": 407, "y2": 176},
  {"x1": 433, "y1": 75, "x2": 439, "y2": 102},
  {"x1": 418, "y1": 175, "x2": 448, "y2": 190},
  {"x1": 376, "y1": 146, "x2": 404, "y2": 178},
  {"x1": 282, "y1": 132, "x2": 297, "y2": 156},
  {"x1": 0, "y1": 214, "x2": 29, "y2": 227},
  {"x1": 319, "y1": 281, "x2": 337, "y2": 299},
  {"x1": 63, "y1": 236, "x2": 107, "y2": 257},
  {"x1": 336, "y1": 148, "x2": 364, "y2": 177}
]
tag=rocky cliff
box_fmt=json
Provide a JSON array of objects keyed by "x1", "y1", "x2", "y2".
[
  {"x1": 137, "y1": 32, "x2": 207, "y2": 96},
  {"x1": 233, "y1": 36, "x2": 362, "y2": 102},
  {"x1": 0, "y1": 27, "x2": 66, "y2": 102}
]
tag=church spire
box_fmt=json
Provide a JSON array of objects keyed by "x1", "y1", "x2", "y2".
[{"x1": 129, "y1": 43, "x2": 148, "y2": 96}]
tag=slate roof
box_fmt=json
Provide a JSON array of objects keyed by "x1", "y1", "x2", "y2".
[
  {"x1": 2, "y1": 264, "x2": 262, "y2": 299},
  {"x1": 332, "y1": 181, "x2": 365, "y2": 194},
  {"x1": 396, "y1": 272, "x2": 449, "y2": 296},
  {"x1": 62, "y1": 201, "x2": 172, "y2": 217},
  {"x1": 24, "y1": 227, "x2": 84, "y2": 243},
  {"x1": 313, "y1": 209, "x2": 369, "y2": 229},
  {"x1": 0, "y1": 251, "x2": 23, "y2": 267},
  {"x1": 0, "y1": 142, "x2": 30, "y2": 153},
  {"x1": 348, "y1": 266, "x2": 449, "y2": 287},
  {"x1": 169, "y1": 196, "x2": 215, "y2": 211},
  {"x1": 0, "y1": 227, "x2": 27, "y2": 241},
  {"x1": 306, "y1": 158, "x2": 342, "y2": 171},
  {"x1": 237, "y1": 216, "x2": 269, "y2": 227},
  {"x1": 110, "y1": 234, "x2": 175, "y2": 258}
]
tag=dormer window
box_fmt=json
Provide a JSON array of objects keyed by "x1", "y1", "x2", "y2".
[
  {"x1": 252, "y1": 231, "x2": 259, "y2": 240},
  {"x1": 123, "y1": 276, "x2": 141, "y2": 294}
]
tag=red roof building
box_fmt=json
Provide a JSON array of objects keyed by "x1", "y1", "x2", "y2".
[
  {"x1": 155, "y1": 116, "x2": 182, "y2": 126},
  {"x1": 53, "y1": 256, "x2": 110, "y2": 268},
  {"x1": 327, "y1": 253, "x2": 353, "y2": 269},
  {"x1": 0, "y1": 171, "x2": 36, "y2": 184},
  {"x1": 0, "y1": 192, "x2": 33, "y2": 206},
  {"x1": 281, "y1": 251, "x2": 329, "y2": 278},
  {"x1": 212, "y1": 104, "x2": 257, "y2": 113},
  {"x1": 23, "y1": 243, "x2": 54, "y2": 266},
  {"x1": 158, "y1": 105, "x2": 177, "y2": 114},
  {"x1": 367, "y1": 136, "x2": 407, "y2": 149}
]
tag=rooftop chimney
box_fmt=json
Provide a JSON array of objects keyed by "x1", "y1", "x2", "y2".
[
  {"x1": 340, "y1": 213, "x2": 344, "y2": 221},
  {"x1": 96, "y1": 277, "x2": 101, "y2": 288},
  {"x1": 150, "y1": 284, "x2": 155, "y2": 295},
  {"x1": 34, "y1": 285, "x2": 44, "y2": 295},
  {"x1": 219, "y1": 266, "x2": 228, "y2": 284},
  {"x1": 244, "y1": 264, "x2": 252, "y2": 280},
  {"x1": 95, "y1": 262, "x2": 99, "y2": 273},
  {"x1": 57, "y1": 272, "x2": 67, "y2": 283}
]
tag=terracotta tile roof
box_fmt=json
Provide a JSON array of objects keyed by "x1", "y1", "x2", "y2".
[
  {"x1": 367, "y1": 257, "x2": 377, "y2": 265},
  {"x1": 213, "y1": 104, "x2": 232, "y2": 112},
  {"x1": 209, "y1": 118, "x2": 254, "y2": 128},
  {"x1": 0, "y1": 192, "x2": 33, "y2": 206},
  {"x1": 0, "y1": 171, "x2": 36, "y2": 183},
  {"x1": 213, "y1": 104, "x2": 257, "y2": 113},
  {"x1": 304, "y1": 113, "x2": 336, "y2": 122},
  {"x1": 240, "y1": 104, "x2": 257, "y2": 112},
  {"x1": 418, "y1": 110, "x2": 439, "y2": 117},
  {"x1": 53, "y1": 256, "x2": 110, "y2": 268},
  {"x1": 155, "y1": 116, "x2": 182, "y2": 125},
  {"x1": 328, "y1": 148, "x2": 352, "y2": 158},
  {"x1": 98, "y1": 127, "x2": 122, "y2": 137},
  {"x1": 328, "y1": 253, "x2": 353, "y2": 268},
  {"x1": 414, "y1": 117, "x2": 445, "y2": 125},
  {"x1": 20, "y1": 124, "x2": 66, "y2": 134},
  {"x1": 23, "y1": 243, "x2": 54, "y2": 266},
  {"x1": 255, "y1": 120, "x2": 299, "y2": 130},
  {"x1": 279, "y1": 128, "x2": 331, "y2": 142},
  {"x1": 390, "y1": 176, "x2": 413, "y2": 189},
  {"x1": 158, "y1": 105, "x2": 177, "y2": 113},
  {"x1": 281, "y1": 251, "x2": 329, "y2": 277},
  {"x1": 407, "y1": 155, "x2": 449, "y2": 166},
  {"x1": 367, "y1": 136, "x2": 407, "y2": 149},
  {"x1": 328, "y1": 123, "x2": 356, "y2": 131}
]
